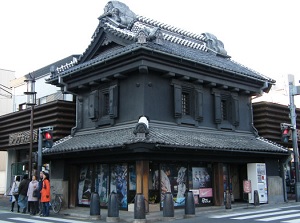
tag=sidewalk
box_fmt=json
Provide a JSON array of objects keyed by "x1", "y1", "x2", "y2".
[{"x1": 0, "y1": 194, "x2": 296, "y2": 222}]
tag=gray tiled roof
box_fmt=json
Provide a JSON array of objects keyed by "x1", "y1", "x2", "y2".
[
  {"x1": 47, "y1": 10, "x2": 274, "y2": 84},
  {"x1": 43, "y1": 125, "x2": 288, "y2": 155},
  {"x1": 49, "y1": 41, "x2": 271, "y2": 83},
  {"x1": 26, "y1": 55, "x2": 79, "y2": 79}
]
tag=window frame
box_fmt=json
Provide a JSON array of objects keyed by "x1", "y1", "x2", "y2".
[
  {"x1": 87, "y1": 81, "x2": 119, "y2": 127},
  {"x1": 172, "y1": 79, "x2": 203, "y2": 126},
  {"x1": 212, "y1": 88, "x2": 239, "y2": 130}
]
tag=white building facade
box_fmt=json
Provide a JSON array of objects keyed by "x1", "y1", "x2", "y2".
[{"x1": 0, "y1": 68, "x2": 14, "y2": 194}]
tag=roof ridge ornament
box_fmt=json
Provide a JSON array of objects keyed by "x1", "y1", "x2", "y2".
[
  {"x1": 134, "y1": 116, "x2": 150, "y2": 138},
  {"x1": 98, "y1": 1, "x2": 136, "y2": 29},
  {"x1": 136, "y1": 27, "x2": 164, "y2": 45},
  {"x1": 202, "y1": 33, "x2": 230, "y2": 58}
]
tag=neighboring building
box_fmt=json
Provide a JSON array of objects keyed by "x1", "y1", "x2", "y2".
[
  {"x1": 0, "y1": 69, "x2": 14, "y2": 115},
  {"x1": 252, "y1": 101, "x2": 300, "y2": 195},
  {"x1": 252, "y1": 101, "x2": 296, "y2": 146},
  {"x1": 44, "y1": 1, "x2": 289, "y2": 211},
  {"x1": 252, "y1": 74, "x2": 300, "y2": 108},
  {"x1": 11, "y1": 55, "x2": 78, "y2": 112},
  {"x1": 0, "y1": 56, "x2": 78, "y2": 193},
  {"x1": 0, "y1": 69, "x2": 14, "y2": 194}
]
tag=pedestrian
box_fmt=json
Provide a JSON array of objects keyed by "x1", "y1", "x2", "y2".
[
  {"x1": 160, "y1": 166, "x2": 171, "y2": 201},
  {"x1": 27, "y1": 175, "x2": 39, "y2": 215},
  {"x1": 9, "y1": 176, "x2": 20, "y2": 212},
  {"x1": 37, "y1": 171, "x2": 44, "y2": 215},
  {"x1": 40, "y1": 172, "x2": 50, "y2": 217},
  {"x1": 18, "y1": 174, "x2": 30, "y2": 213}
]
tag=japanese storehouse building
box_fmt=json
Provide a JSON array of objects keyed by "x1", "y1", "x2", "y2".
[{"x1": 44, "y1": 1, "x2": 289, "y2": 210}]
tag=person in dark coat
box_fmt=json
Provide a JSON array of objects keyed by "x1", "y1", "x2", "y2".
[{"x1": 18, "y1": 174, "x2": 30, "y2": 213}]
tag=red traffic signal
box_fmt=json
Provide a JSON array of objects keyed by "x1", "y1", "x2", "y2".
[
  {"x1": 281, "y1": 127, "x2": 291, "y2": 143},
  {"x1": 43, "y1": 130, "x2": 53, "y2": 148},
  {"x1": 44, "y1": 132, "x2": 52, "y2": 140}
]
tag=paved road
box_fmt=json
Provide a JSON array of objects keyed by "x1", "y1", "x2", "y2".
[
  {"x1": 169, "y1": 204, "x2": 300, "y2": 223},
  {"x1": 0, "y1": 210, "x2": 94, "y2": 223}
]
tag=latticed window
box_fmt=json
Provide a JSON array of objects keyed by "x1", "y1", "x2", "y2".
[
  {"x1": 221, "y1": 99, "x2": 228, "y2": 121},
  {"x1": 104, "y1": 93, "x2": 110, "y2": 116},
  {"x1": 182, "y1": 92, "x2": 190, "y2": 115}
]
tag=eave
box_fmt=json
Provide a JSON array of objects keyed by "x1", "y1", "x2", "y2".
[{"x1": 48, "y1": 46, "x2": 271, "y2": 96}]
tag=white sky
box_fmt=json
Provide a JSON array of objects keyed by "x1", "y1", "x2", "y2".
[{"x1": 1, "y1": 0, "x2": 299, "y2": 97}]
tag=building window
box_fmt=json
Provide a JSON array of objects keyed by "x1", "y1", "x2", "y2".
[
  {"x1": 173, "y1": 80, "x2": 203, "y2": 125},
  {"x1": 99, "y1": 89, "x2": 109, "y2": 118},
  {"x1": 221, "y1": 100, "x2": 227, "y2": 120},
  {"x1": 212, "y1": 89, "x2": 239, "y2": 128},
  {"x1": 182, "y1": 92, "x2": 190, "y2": 115},
  {"x1": 87, "y1": 83, "x2": 119, "y2": 126},
  {"x1": 103, "y1": 92, "x2": 110, "y2": 116}
]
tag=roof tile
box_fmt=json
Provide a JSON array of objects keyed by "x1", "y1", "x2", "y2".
[{"x1": 43, "y1": 126, "x2": 288, "y2": 155}]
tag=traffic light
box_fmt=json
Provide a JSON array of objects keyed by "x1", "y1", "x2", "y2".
[
  {"x1": 42, "y1": 130, "x2": 53, "y2": 148},
  {"x1": 281, "y1": 123, "x2": 291, "y2": 143}
]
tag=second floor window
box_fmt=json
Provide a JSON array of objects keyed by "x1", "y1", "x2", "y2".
[
  {"x1": 103, "y1": 92, "x2": 110, "y2": 116},
  {"x1": 221, "y1": 99, "x2": 228, "y2": 121},
  {"x1": 88, "y1": 83, "x2": 119, "y2": 126},
  {"x1": 182, "y1": 92, "x2": 190, "y2": 115},
  {"x1": 173, "y1": 80, "x2": 203, "y2": 125},
  {"x1": 212, "y1": 89, "x2": 239, "y2": 128}
]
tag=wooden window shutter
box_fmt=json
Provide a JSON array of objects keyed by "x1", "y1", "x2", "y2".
[
  {"x1": 109, "y1": 85, "x2": 119, "y2": 119},
  {"x1": 195, "y1": 88, "x2": 203, "y2": 121},
  {"x1": 214, "y1": 92, "x2": 222, "y2": 124},
  {"x1": 88, "y1": 90, "x2": 99, "y2": 120},
  {"x1": 174, "y1": 84, "x2": 182, "y2": 118},
  {"x1": 231, "y1": 93, "x2": 239, "y2": 126}
]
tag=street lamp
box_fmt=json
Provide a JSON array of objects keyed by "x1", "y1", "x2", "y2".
[
  {"x1": 288, "y1": 74, "x2": 300, "y2": 202},
  {"x1": 24, "y1": 73, "x2": 36, "y2": 179}
]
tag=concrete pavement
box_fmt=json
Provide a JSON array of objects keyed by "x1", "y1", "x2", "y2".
[{"x1": 0, "y1": 194, "x2": 296, "y2": 222}]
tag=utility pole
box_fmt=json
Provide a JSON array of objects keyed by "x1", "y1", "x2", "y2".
[{"x1": 288, "y1": 74, "x2": 300, "y2": 202}]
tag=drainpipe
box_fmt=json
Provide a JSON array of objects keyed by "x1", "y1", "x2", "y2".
[{"x1": 250, "y1": 100, "x2": 259, "y2": 137}]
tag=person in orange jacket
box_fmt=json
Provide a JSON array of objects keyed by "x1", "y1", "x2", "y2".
[{"x1": 40, "y1": 171, "x2": 50, "y2": 217}]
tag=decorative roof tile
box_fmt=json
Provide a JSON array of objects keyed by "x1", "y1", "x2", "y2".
[{"x1": 46, "y1": 2, "x2": 275, "y2": 85}]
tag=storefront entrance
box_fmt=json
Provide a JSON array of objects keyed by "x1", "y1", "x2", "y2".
[{"x1": 69, "y1": 161, "x2": 217, "y2": 210}]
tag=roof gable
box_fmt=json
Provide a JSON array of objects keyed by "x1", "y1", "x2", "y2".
[
  {"x1": 79, "y1": 1, "x2": 229, "y2": 64},
  {"x1": 47, "y1": 1, "x2": 275, "y2": 92}
]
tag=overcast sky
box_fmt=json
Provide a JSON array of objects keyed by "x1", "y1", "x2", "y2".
[{"x1": 1, "y1": 0, "x2": 299, "y2": 86}]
